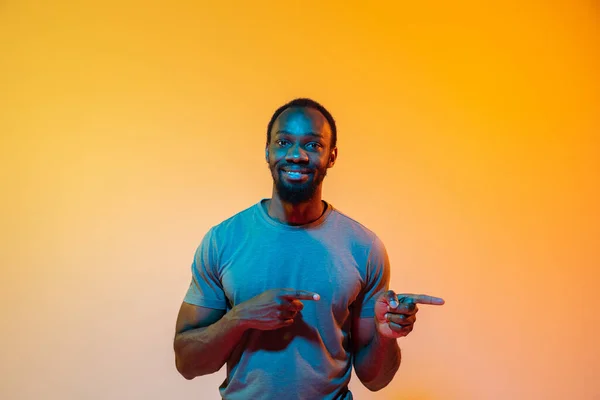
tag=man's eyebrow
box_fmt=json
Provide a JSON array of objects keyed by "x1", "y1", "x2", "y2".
[{"x1": 276, "y1": 130, "x2": 324, "y2": 138}]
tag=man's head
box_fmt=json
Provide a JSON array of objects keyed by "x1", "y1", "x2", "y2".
[
  {"x1": 266, "y1": 98, "x2": 337, "y2": 149},
  {"x1": 265, "y1": 98, "x2": 338, "y2": 204}
]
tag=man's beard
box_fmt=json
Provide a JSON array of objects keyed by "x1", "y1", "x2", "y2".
[{"x1": 271, "y1": 166, "x2": 327, "y2": 204}]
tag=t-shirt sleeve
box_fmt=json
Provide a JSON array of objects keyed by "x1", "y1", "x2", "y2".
[
  {"x1": 183, "y1": 227, "x2": 228, "y2": 310},
  {"x1": 356, "y1": 235, "x2": 391, "y2": 318}
]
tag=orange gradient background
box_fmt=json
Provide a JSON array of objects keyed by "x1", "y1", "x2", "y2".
[{"x1": 1, "y1": 1, "x2": 598, "y2": 399}]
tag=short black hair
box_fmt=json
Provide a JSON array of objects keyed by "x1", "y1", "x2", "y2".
[{"x1": 266, "y1": 98, "x2": 337, "y2": 149}]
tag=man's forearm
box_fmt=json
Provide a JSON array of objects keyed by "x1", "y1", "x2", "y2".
[
  {"x1": 354, "y1": 332, "x2": 401, "y2": 391},
  {"x1": 174, "y1": 312, "x2": 246, "y2": 379}
]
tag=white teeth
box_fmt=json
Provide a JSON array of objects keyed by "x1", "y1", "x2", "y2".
[{"x1": 284, "y1": 171, "x2": 308, "y2": 178}]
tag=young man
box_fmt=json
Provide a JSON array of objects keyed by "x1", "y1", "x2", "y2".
[{"x1": 173, "y1": 98, "x2": 444, "y2": 399}]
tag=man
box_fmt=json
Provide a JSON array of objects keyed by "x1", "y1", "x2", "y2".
[{"x1": 173, "y1": 98, "x2": 444, "y2": 399}]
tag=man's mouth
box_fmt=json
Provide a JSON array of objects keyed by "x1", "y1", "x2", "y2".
[{"x1": 281, "y1": 169, "x2": 312, "y2": 181}]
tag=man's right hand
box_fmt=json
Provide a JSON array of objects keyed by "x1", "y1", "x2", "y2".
[{"x1": 229, "y1": 288, "x2": 320, "y2": 331}]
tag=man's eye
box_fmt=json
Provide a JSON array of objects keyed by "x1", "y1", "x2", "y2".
[
  {"x1": 276, "y1": 140, "x2": 290, "y2": 147},
  {"x1": 306, "y1": 143, "x2": 322, "y2": 150}
]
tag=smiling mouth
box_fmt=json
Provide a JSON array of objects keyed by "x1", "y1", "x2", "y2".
[{"x1": 281, "y1": 170, "x2": 311, "y2": 180}]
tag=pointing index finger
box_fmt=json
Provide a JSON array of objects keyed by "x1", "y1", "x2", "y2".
[
  {"x1": 281, "y1": 289, "x2": 320, "y2": 301},
  {"x1": 400, "y1": 294, "x2": 445, "y2": 305}
]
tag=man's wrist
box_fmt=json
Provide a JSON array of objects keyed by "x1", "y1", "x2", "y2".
[
  {"x1": 373, "y1": 317, "x2": 398, "y2": 343},
  {"x1": 223, "y1": 307, "x2": 249, "y2": 335},
  {"x1": 375, "y1": 328, "x2": 397, "y2": 345}
]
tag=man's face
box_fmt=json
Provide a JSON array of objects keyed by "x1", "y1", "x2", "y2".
[{"x1": 266, "y1": 107, "x2": 336, "y2": 204}]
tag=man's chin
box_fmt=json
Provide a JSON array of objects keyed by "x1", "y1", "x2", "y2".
[{"x1": 276, "y1": 184, "x2": 315, "y2": 204}]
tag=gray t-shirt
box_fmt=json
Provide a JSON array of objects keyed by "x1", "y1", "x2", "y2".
[{"x1": 184, "y1": 199, "x2": 390, "y2": 399}]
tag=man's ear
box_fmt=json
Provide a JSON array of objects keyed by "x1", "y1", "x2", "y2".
[
  {"x1": 265, "y1": 148, "x2": 269, "y2": 162},
  {"x1": 328, "y1": 147, "x2": 338, "y2": 168}
]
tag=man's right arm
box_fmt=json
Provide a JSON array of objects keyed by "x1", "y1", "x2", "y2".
[
  {"x1": 173, "y1": 302, "x2": 245, "y2": 380},
  {"x1": 173, "y1": 288, "x2": 319, "y2": 380}
]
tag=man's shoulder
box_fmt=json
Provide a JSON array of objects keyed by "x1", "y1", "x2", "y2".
[
  {"x1": 329, "y1": 206, "x2": 378, "y2": 244},
  {"x1": 210, "y1": 201, "x2": 260, "y2": 233}
]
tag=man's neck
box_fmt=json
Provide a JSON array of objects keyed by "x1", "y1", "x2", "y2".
[{"x1": 266, "y1": 195, "x2": 326, "y2": 226}]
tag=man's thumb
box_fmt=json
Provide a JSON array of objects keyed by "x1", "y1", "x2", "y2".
[{"x1": 382, "y1": 290, "x2": 399, "y2": 309}]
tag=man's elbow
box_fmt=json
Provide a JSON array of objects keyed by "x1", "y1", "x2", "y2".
[
  {"x1": 361, "y1": 377, "x2": 393, "y2": 392},
  {"x1": 179, "y1": 369, "x2": 196, "y2": 380},
  {"x1": 175, "y1": 356, "x2": 198, "y2": 380},
  {"x1": 174, "y1": 344, "x2": 222, "y2": 379},
  {"x1": 355, "y1": 360, "x2": 400, "y2": 391},
  {"x1": 174, "y1": 340, "x2": 196, "y2": 379}
]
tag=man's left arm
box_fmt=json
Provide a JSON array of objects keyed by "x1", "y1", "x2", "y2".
[
  {"x1": 351, "y1": 236, "x2": 445, "y2": 391},
  {"x1": 352, "y1": 311, "x2": 401, "y2": 392},
  {"x1": 352, "y1": 292, "x2": 445, "y2": 391}
]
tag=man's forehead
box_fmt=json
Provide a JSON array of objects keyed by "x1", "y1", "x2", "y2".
[{"x1": 273, "y1": 107, "x2": 331, "y2": 137}]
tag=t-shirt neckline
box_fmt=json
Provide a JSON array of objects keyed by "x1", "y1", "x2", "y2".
[{"x1": 256, "y1": 198, "x2": 333, "y2": 230}]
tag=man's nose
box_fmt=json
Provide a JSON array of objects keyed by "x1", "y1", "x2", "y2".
[{"x1": 286, "y1": 144, "x2": 309, "y2": 162}]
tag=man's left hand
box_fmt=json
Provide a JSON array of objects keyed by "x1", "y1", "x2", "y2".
[{"x1": 375, "y1": 291, "x2": 445, "y2": 339}]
